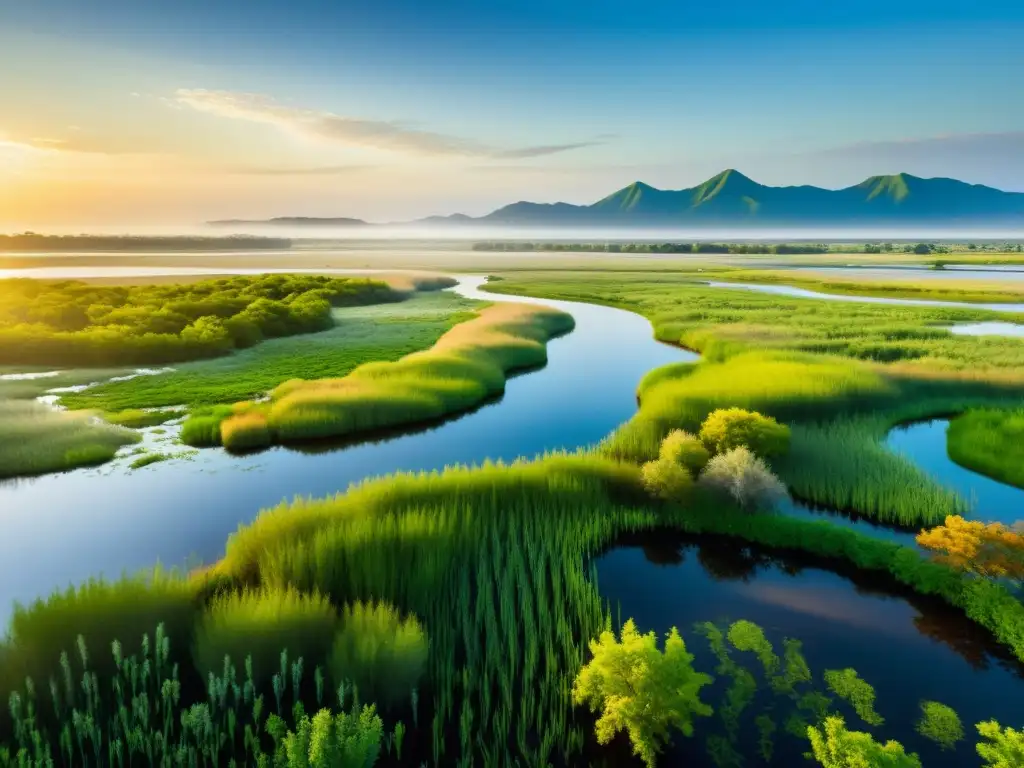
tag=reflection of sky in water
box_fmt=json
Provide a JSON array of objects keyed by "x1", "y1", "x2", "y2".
[
  {"x1": 886, "y1": 420, "x2": 1024, "y2": 526},
  {"x1": 949, "y1": 321, "x2": 1024, "y2": 338},
  {"x1": 0, "y1": 277, "x2": 694, "y2": 623},
  {"x1": 596, "y1": 537, "x2": 1024, "y2": 767}
]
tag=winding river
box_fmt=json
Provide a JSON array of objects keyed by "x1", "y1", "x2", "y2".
[{"x1": 2, "y1": 266, "x2": 1024, "y2": 765}]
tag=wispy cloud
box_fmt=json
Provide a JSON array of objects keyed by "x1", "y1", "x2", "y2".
[
  {"x1": 174, "y1": 89, "x2": 602, "y2": 159},
  {"x1": 222, "y1": 163, "x2": 377, "y2": 177}
]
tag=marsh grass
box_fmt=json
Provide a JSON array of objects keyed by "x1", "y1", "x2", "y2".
[
  {"x1": 192, "y1": 588, "x2": 337, "y2": 686},
  {"x1": 102, "y1": 408, "x2": 179, "y2": 428},
  {"x1": 62, "y1": 291, "x2": 480, "y2": 412},
  {"x1": 208, "y1": 301, "x2": 573, "y2": 448},
  {"x1": 947, "y1": 409, "x2": 1024, "y2": 489},
  {"x1": 128, "y1": 452, "x2": 168, "y2": 470},
  {"x1": 0, "y1": 400, "x2": 138, "y2": 479}
]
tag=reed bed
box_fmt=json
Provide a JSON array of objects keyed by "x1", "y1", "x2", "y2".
[
  {"x1": 0, "y1": 401, "x2": 138, "y2": 478},
  {"x1": 201, "y1": 302, "x2": 573, "y2": 449},
  {"x1": 947, "y1": 408, "x2": 1024, "y2": 489},
  {"x1": 102, "y1": 408, "x2": 179, "y2": 429}
]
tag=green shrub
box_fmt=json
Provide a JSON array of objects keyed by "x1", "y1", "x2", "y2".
[
  {"x1": 659, "y1": 429, "x2": 711, "y2": 473},
  {"x1": 698, "y1": 447, "x2": 787, "y2": 511},
  {"x1": 700, "y1": 407, "x2": 791, "y2": 458},
  {"x1": 641, "y1": 457, "x2": 694, "y2": 502},
  {"x1": 976, "y1": 720, "x2": 1024, "y2": 767},
  {"x1": 808, "y1": 715, "x2": 921, "y2": 768},
  {"x1": 329, "y1": 601, "x2": 428, "y2": 708},
  {"x1": 193, "y1": 588, "x2": 337, "y2": 685}
]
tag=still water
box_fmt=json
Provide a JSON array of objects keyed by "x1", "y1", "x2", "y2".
[
  {"x1": 0, "y1": 276, "x2": 691, "y2": 615},
  {"x1": 595, "y1": 531, "x2": 1024, "y2": 766}
]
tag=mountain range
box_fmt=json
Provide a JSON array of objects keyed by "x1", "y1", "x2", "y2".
[{"x1": 209, "y1": 170, "x2": 1024, "y2": 228}]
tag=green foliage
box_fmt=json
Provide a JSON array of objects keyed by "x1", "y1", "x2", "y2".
[
  {"x1": 219, "y1": 302, "x2": 573, "y2": 447},
  {"x1": 61, "y1": 291, "x2": 477, "y2": 412},
  {"x1": 698, "y1": 446, "x2": 788, "y2": 510},
  {"x1": 916, "y1": 701, "x2": 964, "y2": 751},
  {"x1": 179, "y1": 405, "x2": 234, "y2": 447},
  {"x1": 0, "y1": 622, "x2": 381, "y2": 767},
  {"x1": 824, "y1": 669, "x2": 884, "y2": 727},
  {"x1": 948, "y1": 408, "x2": 1024, "y2": 489},
  {"x1": 726, "y1": 620, "x2": 779, "y2": 677},
  {"x1": 329, "y1": 602, "x2": 428, "y2": 709},
  {"x1": 0, "y1": 274, "x2": 401, "y2": 367},
  {"x1": 273, "y1": 705, "x2": 383, "y2": 767},
  {"x1": 699, "y1": 407, "x2": 791, "y2": 458},
  {"x1": 101, "y1": 408, "x2": 179, "y2": 428},
  {"x1": 128, "y1": 452, "x2": 168, "y2": 469},
  {"x1": 659, "y1": 429, "x2": 711, "y2": 473},
  {"x1": 572, "y1": 619, "x2": 713, "y2": 768},
  {"x1": 641, "y1": 457, "x2": 694, "y2": 501},
  {"x1": 808, "y1": 715, "x2": 922, "y2": 768},
  {"x1": 976, "y1": 720, "x2": 1024, "y2": 768},
  {"x1": 0, "y1": 400, "x2": 138, "y2": 479},
  {"x1": 192, "y1": 588, "x2": 337, "y2": 686}
]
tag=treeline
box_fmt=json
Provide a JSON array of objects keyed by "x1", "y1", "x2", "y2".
[
  {"x1": 0, "y1": 234, "x2": 292, "y2": 252},
  {"x1": 0, "y1": 274, "x2": 400, "y2": 366},
  {"x1": 472, "y1": 242, "x2": 830, "y2": 254}
]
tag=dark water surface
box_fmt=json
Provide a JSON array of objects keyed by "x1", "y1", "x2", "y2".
[
  {"x1": 0, "y1": 276, "x2": 691, "y2": 616},
  {"x1": 595, "y1": 531, "x2": 1024, "y2": 766}
]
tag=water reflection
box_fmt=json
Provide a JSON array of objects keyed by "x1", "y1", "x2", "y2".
[{"x1": 596, "y1": 529, "x2": 1024, "y2": 766}]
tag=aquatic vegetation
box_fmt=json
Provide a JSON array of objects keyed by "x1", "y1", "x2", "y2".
[
  {"x1": 0, "y1": 622, "x2": 384, "y2": 767},
  {"x1": 329, "y1": 601, "x2": 428, "y2": 709},
  {"x1": 917, "y1": 516, "x2": 1024, "y2": 585},
  {"x1": 947, "y1": 408, "x2": 1024, "y2": 489},
  {"x1": 0, "y1": 274, "x2": 403, "y2": 367},
  {"x1": 571, "y1": 619, "x2": 713, "y2": 768},
  {"x1": 221, "y1": 411, "x2": 274, "y2": 452},
  {"x1": 808, "y1": 715, "x2": 922, "y2": 768},
  {"x1": 916, "y1": 701, "x2": 964, "y2": 751},
  {"x1": 0, "y1": 400, "x2": 138, "y2": 479},
  {"x1": 208, "y1": 302, "x2": 573, "y2": 447},
  {"x1": 698, "y1": 447, "x2": 788, "y2": 511},
  {"x1": 102, "y1": 408, "x2": 179, "y2": 428},
  {"x1": 699, "y1": 407, "x2": 791, "y2": 458},
  {"x1": 192, "y1": 588, "x2": 337, "y2": 685},
  {"x1": 824, "y1": 668, "x2": 884, "y2": 727},
  {"x1": 179, "y1": 405, "x2": 234, "y2": 447},
  {"x1": 128, "y1": 453, "x2": 168, "y2": 470},
  {"x1": 62, "y1": 291, "x2": 478, "y2": 412},
  {"x1": 976, "y1": 720, "x2": 1024, "y2": 767}
]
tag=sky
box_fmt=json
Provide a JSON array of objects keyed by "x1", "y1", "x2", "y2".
[{"x1": 1, "y1": 0, "x2": 1023, "y2": 229}]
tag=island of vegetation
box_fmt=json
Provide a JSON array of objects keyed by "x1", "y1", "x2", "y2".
[{"x1": 2, "y1": 264, "x2": 1024, "y2": 767}]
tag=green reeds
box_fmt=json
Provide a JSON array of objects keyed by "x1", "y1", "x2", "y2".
[
  {"x1": 330, "y1": 601, "x2": 428, "y2": 709},
  {"x1": 947, "y1": 408, "x2": 1024, "y2": 489},
  {"x1": 0, "y1": 401, "x2": 138, "y2": 479},
  {"x1": 192, "y1": 587, "x2": 337, "y2": 687},
  {"x1": 212, "y1": 302, "x2": 574, "y2": 448},
  {"x1": 102, "y1": 408, "x2": 179, "y2": 429}
]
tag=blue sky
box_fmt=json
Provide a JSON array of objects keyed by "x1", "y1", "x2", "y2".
[{"x1": 1, "y1": 0, "x2": 1022, "y2": 226}]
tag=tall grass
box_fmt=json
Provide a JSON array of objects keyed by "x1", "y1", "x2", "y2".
[
  {"x1": 0, "y1": 401, "x2": 138, "y2": 479},
  {"x1": 330, "y1": 601, "x2": 428, "y2": 708},
  {"x1": 192, "y1": 587, "x2": 337, "y2": 686},
  {"x1": 207, "y1": 302, "x2": 573, "y2": 448},
  {"x1": 947, "y1": 409, "x2": 1024, "y2": 490}
]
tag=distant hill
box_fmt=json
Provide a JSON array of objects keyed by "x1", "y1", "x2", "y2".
[
  {"x1": 455, "y1": 170, "x2": 1024, "y2": 227},
  {"x1": 209, "y1": 171, "x2": 1024, "y2": 228}
]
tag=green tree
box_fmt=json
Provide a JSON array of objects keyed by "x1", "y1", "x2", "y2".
[
  {"x1": 641, "y1": 457, "x2": 694, "y2": 502},
  {"x1": 699, "y1": 408, "x2": 791, "y2": 458},
  {"x1": 572, "y1": 619, "x2": 713, "y2": 767},
  {"x1": 659, "y1": 429, "x2": 711, "y2": 473},
  {"x1": 808, "y1": 716, "x2": 922, "y2": 768},
  {"x1": 916, "y1": 701, "x2": 963, "y2": 751},
  {"x1": 977, "y1": 720, "x2": 1024, "y2": 768}
]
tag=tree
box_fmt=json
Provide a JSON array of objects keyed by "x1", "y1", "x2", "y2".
[
  {"x1": 916, "y1": 701, "x2": 963, "y2": 751},
  {"x1": 699, "y1": 408, "x2": 791, "y2": 458},
  {"x1": 808, "y1": 716, "x2": 922, "y2": 768},
  {"x1": 916, "y1": 515, "x2": 1024, "y2": 585},
  {"x1": 572, "y1": 619, "x2": 713, "y2": 767},
  {"x1": 698, "y1": 447, "x2": 788, "y2": 511},
  {"x1": 641, "y1": 457, "x2": 694, "y2": 502},
  {"x1": 659, "y1": 430, "x2": 711, "y2": 473},
  {"x1": 977, "y1": 720, "x2": 1024, "y2": 768}
]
